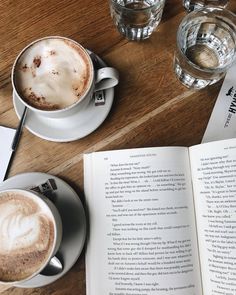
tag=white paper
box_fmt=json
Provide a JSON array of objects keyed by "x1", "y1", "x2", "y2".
[
  {"x1": 84, "y1": 147, "x2": 202, "y2": 295},
  {"x1": 190, "y1": 138, "x2": 236, "y2": 294},
  {"x1": 0, "y1": 126, "x2": 15, "y2": 182},
  {"x1": 202, "y1": 63, "x2": 236, "y2": 143}
]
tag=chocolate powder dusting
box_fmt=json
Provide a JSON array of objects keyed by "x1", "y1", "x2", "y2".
[
  {"x1": 23, "y1": 90, "x2": 59, "y2": 111},
  {"x1": 21, "y1": 64, "x2": 29, "y2": 72},
  {"x1": 62, "y1": 38, "x2": 91, "y2": 98},
  {"x1": 28, "y1": 91, "x2": 45, "y2": 102},
  {"x1": 52, "y1": 70, "x2": 59, "y2": 75},
  {"x1": 33, "y1": 56, "x2": 41, "y2": 68},
  {"x1": 30, "y1": 68, "x2": 36, "y2": 78},
  {"x1": 49, "y1": 50, "x2": 56, "y2": 55}
]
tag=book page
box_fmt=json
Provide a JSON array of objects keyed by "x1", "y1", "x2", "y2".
[
  {"x1": 84, "y1": 147, "x2": 202, "y2": 295},
  {"x1": 190, "y1": 138, "x2": 236, "y2": 295}
]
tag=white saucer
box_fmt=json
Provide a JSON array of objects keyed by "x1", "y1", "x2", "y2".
[
  {"x1": 0, "y1": 172, "x2": 86, "y2": 288},
  {"x1": 13, "y1": 54, "x2": 114, "y2": 142}
]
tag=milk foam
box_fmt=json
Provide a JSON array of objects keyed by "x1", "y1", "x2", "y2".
[
  {"x1": 0, "y1": 192, "x2": 55, "y2": 282},
  {"x1": 15, "y1": 38, "x2": 92, "y2": 110},
  {"x1": 0, "y1": 202, "x2": 49, "y2": 254}
]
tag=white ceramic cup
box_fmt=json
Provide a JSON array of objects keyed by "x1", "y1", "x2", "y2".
[
  {"x1": 12, "y1": 36, "x2": 119, "y2": 118},
  {"x1": 0, "y1": 188, "x2": 63, "y2": 285}
]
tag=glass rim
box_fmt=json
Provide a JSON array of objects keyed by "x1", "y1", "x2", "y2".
[
  {"x1": 179, "y1": 5, "x2": 236, "y2": 24},
  {"x1": 110, "y1": 0, "x2": 164, "y2": 11}
]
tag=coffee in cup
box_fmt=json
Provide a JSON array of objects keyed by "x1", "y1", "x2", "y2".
[
  {"x1": 13, "y1": 37, "x2": 93, "y2": 111},
  {"x1": 12, "y1": 36, "x2": 119, "y2": 119},
  {"x1": 0, "y1": 189, "x2": 62, "y2": 283}
]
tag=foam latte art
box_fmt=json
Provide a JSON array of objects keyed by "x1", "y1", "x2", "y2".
[
  {"x1": 0, "y1": 204, "x2": 49, "y2": 253},
  {"x1": 0, "y1": 192, "x2": 55, "y2": 282},
  {"x1": 14, "y1": 37, "x2": 92, "y2": 111}
]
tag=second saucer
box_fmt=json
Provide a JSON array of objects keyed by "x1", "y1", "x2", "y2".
[{"x1": 0, "y1": 172, "x2": 86, "y2": 288}]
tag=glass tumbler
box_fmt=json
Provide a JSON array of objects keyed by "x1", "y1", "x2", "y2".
[
  {"x1": 109, "y1": 0, "x2": 166, "y2": 41},
  {"x1": 173, "y1": 7, "x2": 236, "y2": 89},
  {"x1": 183, "y1": 0, "x2": 229, "y2": 12}
]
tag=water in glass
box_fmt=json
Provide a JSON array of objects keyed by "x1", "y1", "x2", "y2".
[
  {"x1": 110, "y1": 0, "x2": 165, "y2": 41},
  {"x1": 174, "y1": 8, "x2": 236, "y2": 89}
]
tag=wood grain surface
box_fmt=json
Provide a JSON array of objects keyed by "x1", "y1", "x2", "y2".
[{"x1": 0, "y1": 0, "x2": 236, "y2": 294}]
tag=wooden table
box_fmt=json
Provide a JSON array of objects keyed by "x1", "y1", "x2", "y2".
[{"x1": 0, "y1": 0, "x2": 236, "y2": 294}]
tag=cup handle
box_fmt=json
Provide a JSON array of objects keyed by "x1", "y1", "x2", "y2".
[{"x1": 95, "y1": 67, "x2": 119, "y2": 91}]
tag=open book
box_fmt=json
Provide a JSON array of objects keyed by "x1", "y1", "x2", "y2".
[{"x1": 84, "y1": 138, "x2": 236, "y2": 295}]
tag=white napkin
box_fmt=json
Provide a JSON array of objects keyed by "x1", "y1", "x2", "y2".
[
  {"x1": 202, "y1": 63, "x2": 236, "y2": 143},
  {"x1": 0, "y1": 126, "x2": 16, "y2": 182}
]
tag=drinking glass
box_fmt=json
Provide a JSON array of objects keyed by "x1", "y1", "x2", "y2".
[
  {"x1": 183, "y1": 0, "x2": 229, "y2": 12},
  {"x1": 173, "y1": 7, "x2": 236, "y2": 89},
  {"x1": 109, "y1": 0, "x2": 166, "y2": 41}
]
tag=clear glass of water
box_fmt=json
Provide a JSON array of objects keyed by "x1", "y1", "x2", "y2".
[
  {"x1": 109, "y1": 0, "x2": 166, "y2": 41},
  {"x1": 183, "y1": 0, "x2": 229, "y2": 12},
  {"x1": 173, "y1": 7, "x2": 236, "y2": 89}
]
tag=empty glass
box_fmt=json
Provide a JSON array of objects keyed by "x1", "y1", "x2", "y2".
[
  {"x1": 173, "y1": 7, "x2": 236, "y2": 89},
  {"x1": 183, "y1": 0, "x2": 229, "y2": 12},
  {"x1": 109, "y1": 0, "x2": 165, "y2": 41}
]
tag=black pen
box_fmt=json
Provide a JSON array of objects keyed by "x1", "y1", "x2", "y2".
[{"x1": 3, "y1": 107, "x2": 28, "y2": 181}]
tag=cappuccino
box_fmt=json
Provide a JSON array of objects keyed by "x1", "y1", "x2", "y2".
[
  {"x1": 0, "y1": 191, "x2": 55, "y2": 282},
  {"x1": 13, "y1": 37, "x2": 92, "y2": 111}
]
